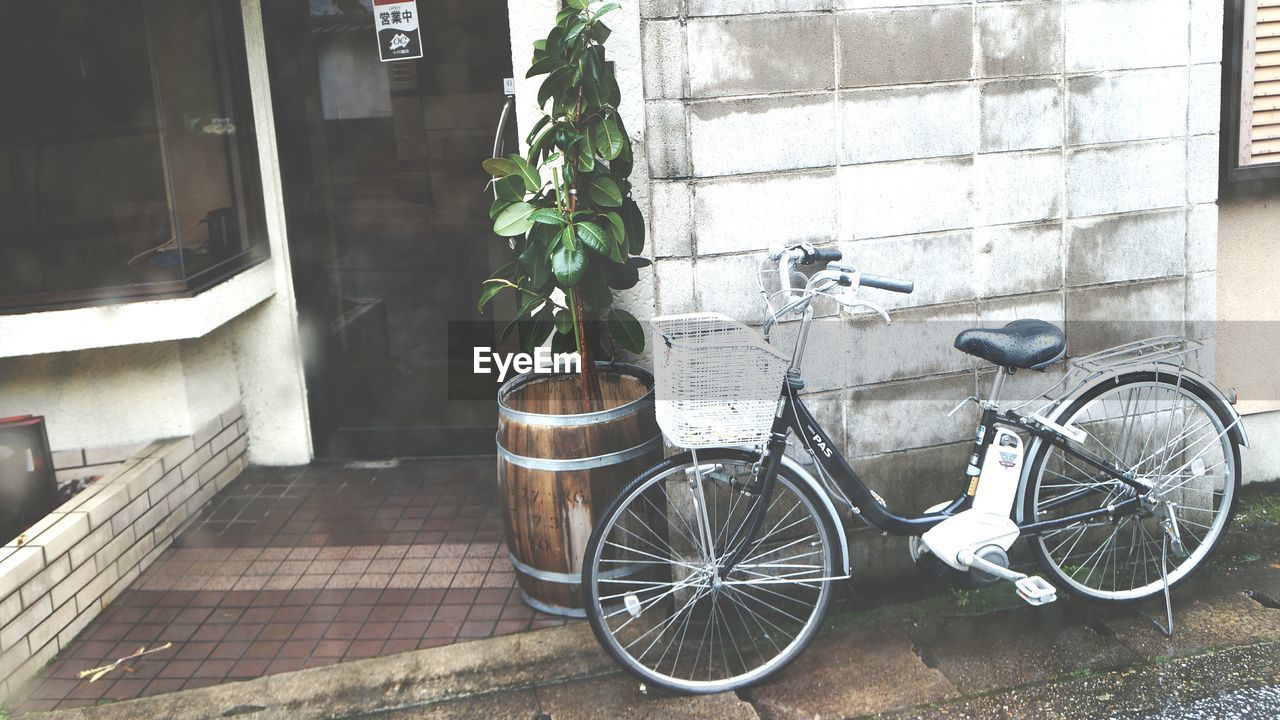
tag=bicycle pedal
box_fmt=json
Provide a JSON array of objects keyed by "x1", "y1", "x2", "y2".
[{"x1": 1015, "y1": 576, "x2": 1057, "y2": 606}]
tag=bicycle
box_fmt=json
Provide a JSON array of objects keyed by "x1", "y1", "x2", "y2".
[{"x1": 580, "y1": 243, "x2": 1248, "y2": 694}]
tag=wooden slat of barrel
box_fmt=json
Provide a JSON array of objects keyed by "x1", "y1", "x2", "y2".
[{"x1": 497, "y1": 366, "x2": 662, "y2": 616}]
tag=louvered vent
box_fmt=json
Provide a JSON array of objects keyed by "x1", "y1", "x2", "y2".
[{"x1": 1244, "y1": 0, "x2": 1280, "y2": 164}]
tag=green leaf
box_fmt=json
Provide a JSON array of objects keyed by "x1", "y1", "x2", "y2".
[
  {"x1": 551, "y1": 327, "x2": 578, "y2": 355},
  {"x1": 554, "y1": 310, "x2": 573, "y2": 336},
  {"x1": 552, "y1": 245, "x2": 588, "y2": 287},
  {"x1": 482, "y1": 157, "x2": 521, "y2": 178},
  {"x1": 586, "y1": 175, "x2": 622, "y2": 207},
  {"x1": 623, "y1": 199, "x2": 646, "y2": 255},
  {"x1": 591, "y1": 115, "x2": 624, "y2": 160},
  {"x1": 489, "y1": 198, "x2": 512, "y2": 222},
  {"x1": 544, "y1": 26, "x2": 566, "y2": 58},
  {"x1": 517, "y1": 238, "x2": 552, "y2": 287},
  {"x1": 526, "y1": 57, "x2": 563, "y2": 78},
  {"x1": 477, "y1": 280, "x2": 509, "y2": 311},
  {"x1": 577, "y1": 131, "x2": 595, "y2": 172},
  {"x1": 565, "y1": 0, "x2": 588, "y2": 10},
  {"x1": 606, "y1": 260, "x2": 639, "y2": 289},
  {"x1": 587, "y1": 21, "x2": 611, "y2": 44},
  {"x1": 603, "y1": 211, "x2": 626, "y2": 263},
  {"x1": 507, "y1": 155, "x2": 542, "y2": 193},
  {"x1": 538, "y1": 65, "x2": 575, "y2": 107},
  {"x1": 493, "y1": 202, "x2": 536, "y2": 237},
  {"x1": 556, "y1": 224, "x2": 576, "y2": 252},
  {"x1": 608, "y1": 308, "x2": 645, "y2": 353},
  {"x1": 576, "y1": 221, "x2": 609, "y2": 255},
  {"x1": 530, "y1": 208, "x2": 567, "y2": 226},
  {"x1": 555, "y1": 8, "x2": 580, "y2": 24},
  {"x1": 594, "y1": 3, "x2": 621, "y2": 19},
  {"x1": 494, "y1": 176, "x2": 524, "y2": 203}
]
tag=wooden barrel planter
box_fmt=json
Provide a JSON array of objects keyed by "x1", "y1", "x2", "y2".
[{"x1": 497, "y1": 363, "x2": 662, "y2": 617}]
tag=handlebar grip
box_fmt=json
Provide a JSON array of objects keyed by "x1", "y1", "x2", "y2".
[
  {"x1": 799, "y1": 247, "x2": 843, "y2": 266},
  {"x1": 859, "y1": 273, "x2": 914, "y2": 294}
]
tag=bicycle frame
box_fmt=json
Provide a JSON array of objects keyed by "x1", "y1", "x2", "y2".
[{"x1": 716, "y1": 374, "x2": 1154, "y2": 577}]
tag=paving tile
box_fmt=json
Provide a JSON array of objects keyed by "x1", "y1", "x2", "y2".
[{"x1": 24, "y1": 461, "x2": 581, "y2": 711}]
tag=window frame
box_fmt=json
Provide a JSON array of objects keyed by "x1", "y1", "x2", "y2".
[
  {"x1": 1223, "y1": 0, "x2": 1280, "y2": 184},
  {"x1": 0, "y1": 0, "x2": 271, "y2": 316}
]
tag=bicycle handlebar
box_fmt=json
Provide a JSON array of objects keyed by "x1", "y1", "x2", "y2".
[{"x1": 858, "y1": 272, "x2": 914, "y2": 295}]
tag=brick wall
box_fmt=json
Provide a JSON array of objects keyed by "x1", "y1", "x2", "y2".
[
  {"x1": 0, "y1": 405, "x2": 248, "y2": 699},
  {"x1": 635, "y1": 0, "x2": 1222, "y2": 580}
]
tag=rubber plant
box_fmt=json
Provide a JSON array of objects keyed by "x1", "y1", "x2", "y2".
[{"x1": 479, "y1": 0, "x2": 648, "y2": 412}]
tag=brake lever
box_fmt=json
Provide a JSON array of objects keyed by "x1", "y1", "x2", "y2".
[{"x1": 833, "y1": 295, "x2": 891, "y2": 325}]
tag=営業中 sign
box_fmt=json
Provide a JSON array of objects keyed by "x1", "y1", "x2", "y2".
[{"x1": 373, "y1": 0, "x2": 423, "y2": 63}]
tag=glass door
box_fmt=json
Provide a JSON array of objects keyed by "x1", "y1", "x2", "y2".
[{"x1": 263, "y1": 0, "x2": 516, "y2": 456}]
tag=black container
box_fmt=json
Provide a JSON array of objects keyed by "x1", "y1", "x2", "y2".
[{"x1": 0, "y1": 415, "x2": 59, "y2": 544}]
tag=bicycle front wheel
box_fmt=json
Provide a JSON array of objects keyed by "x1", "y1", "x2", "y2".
[
  {"x1": 1025, "y1": 371, "x2": 1241, "y2": 602},
  {"x1": 582, "y1": 449, "x2": 839, "y2": 694}
]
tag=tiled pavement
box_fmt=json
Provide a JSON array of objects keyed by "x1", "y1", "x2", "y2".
[{"x1": 19, "y1": 459, "x2": 571, "y2": 713}]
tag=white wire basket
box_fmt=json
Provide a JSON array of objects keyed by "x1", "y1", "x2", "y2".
[{"x1": 651, "y1": 313, "x2": 793, "y2": 449}]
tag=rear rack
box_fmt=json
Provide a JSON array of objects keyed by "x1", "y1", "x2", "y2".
[{"x1": 1069, "y1": 336, "x2": 1203, "y2": 376}]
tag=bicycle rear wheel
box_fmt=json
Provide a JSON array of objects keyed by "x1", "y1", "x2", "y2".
[
  {"x1": 1024, "y1": 371, "x2": 1241, "y2": 602},
  {"x1": 582, "y1": 449, "x2": 839, "y2": 694}
]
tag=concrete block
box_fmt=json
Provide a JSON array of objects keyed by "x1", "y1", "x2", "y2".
[
  {"x1": 839, "y1": 157, "x2": 973, "y2": 239},
  {"x1": 651, "y1": 180, "x2": 692, "y2": 257},
  {"x1": 118, "y1": 532, "x2": 156, "y2": 575},
  {"x1": 50, "y1": 555, "x2": 97, "y2": 609},
  {"x1": 227, "y1": 435, "x2": 249, "y2": 463},
  {"x1": 19, "y1": 554, "x2": 69, "y2": 608},
  {"x1": 68, "y1": 522, "x2": 112, "y2": 570},
  {"x1": 0, "y1": 639, "x2": 30, "y2": 694},
  {"x1": 1187, "y1": 203, "x2": 1217, "y2": 274},
  {"x1": 102, "y1": 561, "x2": 139, "y2": 608},
  {"x1": 848, "y1": 442, "x2": 972, "y2": 521},
  {"x1": 654, "y1": 260, "x2": 697, "y2": 314},
  {"x1": 973, "y1": 223, "x2": 1063, "y2": 298},
  {"x1": 689, "y1": 94, "x2": 836, "y2": 176},
  {"x1": 156, "y1": 436, "x2": 197, "y2": 475},
  {"x1": 75, "y1": 560, "x2": 119, "y2": 613},
  {"x1": 1068, "y1": 68, "x2": 1188, "y2": 146},
  {"x1": 640, "y1": 0, "x2": 682, "y2": 18},
  {"x1": 978, "y1": 291, "x2": 1065, "y2": 326},
  {"x1": 974, "y1": 150, "x2": 1062, "y2": 226},
  {"x1": 210, "y1": 424, "x2": 239, "y2": 455},
  {"x1": 645, "y1": 101, "x2": 689, "y2": 178},
  {"x1": 841, "y1": 84, "x2": 976, "y2": 164},
  {"x1": 0, "y1": 589, "x2": 22, "y2": 628},
  {"x1": 97, "y1": 526, "x2": 137, "y2": 575},
  {"x1": 838, "y1": 232, "x2": 975, "y2": 309},
  {"x1": 26, "y1": 594, "x2": 76, "y2": 654},
  {"x1": 218, "y1": 404, "x2": 243, "y2": 432},
  {"x1": 642, "y1": 20, "x2": 683, "y2": 101},
  {"x1": 1191, "y1": 0, "x2": 1224, "y2": 64},
  {"x1": 838, "y1": 0, "x2": 965, "y2": 8},
  {"x1": 847, "y1": 303, "x2": 979, "y2": 385},
  {"x1": 0, "y1": 594, "x2": 49, "y2": 653},
  {"x1": 848, "y1": 373, "x2": 979, "y2": 455},
  {"x1": 50, "y1": 449, "x2": 84, "y2": 470},
  {"x1": 1067, "y1": 208, "x2": 1186, "y2": 287},
  {"x1": 0, "y1": 546, "x2": 44, "y2": 602},
  {"x1": 1065, "y1": 277, "x2": 1185, "y2": 356},
  {"x1": 215, "y1": 456, "x2": 247, "y2": 494},
  {"x1": 145, "y1": 468, "x2": 185, "y2": 510},
  {"x1": 1066, "y1": 140, "x2": 1186, "y2": 217},
  {"x1": 1188, "y1": 134, "x2": 1219, "y2": 205},
  {"x1": 180, "y1": 441, "x2": 214, "y2": 480},
  {"x1": 11, "y1": 634, "x2": 59, "y2": 701},
  {"x1": 693, "y1": 253, "x2": 771, "y2": 323},
  {"x1": 76, "y1": 481, "x2": 129, "y2": 531},
  {"x1": 1189, "y1": 65, "x2": 1222, "y2": 136},
  {"x1": 694, "y1": 171, "x2": 837, "y2": 255},
  {"x1": 839, "y1": 6, "x2": 974, "y2": 87},
  {"x1": 688, "y1": 14, "x2": 834, "y2": 98},
  {"x1": 56, "y1": 601, "x2": 98, "y2": 652},
  {"x1": 27, "y1": 512, "x2": 89, "y2": 566},
  {"x1": 691, "y1": 0, "x2": 830, "y2": 14},
  {"x1": 109, "y1": 457, "x2": 164, "y2": 503},
  {"x1": 83, "y1": 443, "x2": 145, "y2": 466},
  {"x1": 134, "y1": 496, "x2": 171, "y2": 541},
  {"x1": 198, "y1": 450, "x2": 231, "y2": 487},
  {"x1": 1065, "y1": 0, "x2": 1190, "y2": 73},
  {"x1": 980, "y1": 77, "x2": 1063, "y2": 153},
  {"x1": 193, "y1": 414, "x2": 222, "y2": 450},
  {"x1": 1187, "y1": 272, "x2": 1217, "y2": 333},
  {"x1": 978, "y1": 2, "x2": 1061, "y2": 77}
]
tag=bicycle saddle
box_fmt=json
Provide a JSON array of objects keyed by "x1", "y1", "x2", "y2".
[{"x1": 954, "y1": 319, "x2": 1066, "y2": 370}]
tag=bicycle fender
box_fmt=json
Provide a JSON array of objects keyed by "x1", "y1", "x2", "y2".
[
  {"x1": 1014, "y1": 364, "x2": 1247, "y2": 526},
  {"x1": 778, "y1": 454, "x2": 853, "y2": 577}
]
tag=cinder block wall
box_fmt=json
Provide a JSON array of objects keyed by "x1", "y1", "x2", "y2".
[{"x1": 637, "y1": 0, "x2": 1221, "y2": 581}]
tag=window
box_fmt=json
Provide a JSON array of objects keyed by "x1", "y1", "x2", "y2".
[
  {"x1": 1224, "y1": 0, "x2": 1280, "y2": 183},
  {"x1": 0, "y1": 0, "x2": 269, "y2": 313}
]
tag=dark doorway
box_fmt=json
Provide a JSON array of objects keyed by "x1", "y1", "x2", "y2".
[{"x1": 263, "y1": 0, "x2": 516, "y2": 456}]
